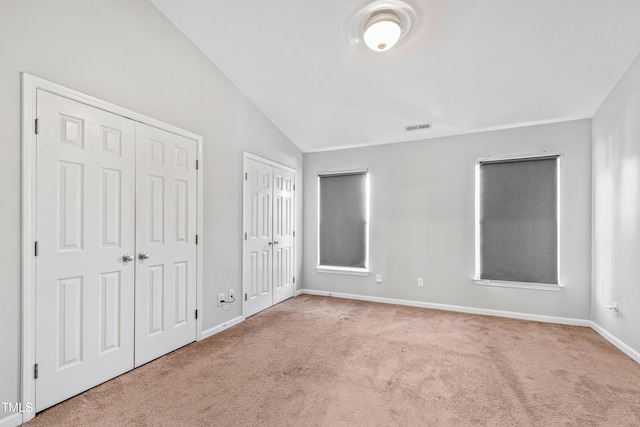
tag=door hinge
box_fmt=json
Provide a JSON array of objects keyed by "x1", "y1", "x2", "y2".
[
  {"x1": 195, "y1": 235, "x2": 199, "y2": 245},
  {"x1": 244, "y1": 232, "x2": 247, "y2": 241},
  {"x1": 34, "y1": 363, "x2": 38, "y2": 379},
  {"x1": 293, "y1": 184, "x2": 296, "y2": 191},
  {"x1": 293, "y1": 231, "x2": 295, "y2": 237},
  {"x1": 196, "y1": 160, "x2": 199, "y2": 170},
  {"x1": 35, "y1": 119, "x2": 39, "y2": 135},
  {"x1": 34, "y1": 241, "x2": 39, "y2": 256},
  {"x1": 195, "y1": 309, "x2": 198, "y2": 319},
  {"x1": 293, "y1": 277, "x2": 295, "y2": 284},
  {"x1": 245, "y1": 172, "x2": 248, "y2": 180},
  {"x1": 244, "y1": 293, "x2": 247, "y2": 301}
]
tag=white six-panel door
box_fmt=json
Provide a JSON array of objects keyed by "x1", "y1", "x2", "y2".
[
  {"x1": 35, "y1": 90, "x2": 136, "y2": 411},
  {"x1": 272, "y1": 167, "x2": 295, "y2": 305},
  {"x1": 134, "y1": 124, "x2": 197, "y2": 367},
  {"x1": 35, "y1": 90, "x2": 199, "y2": 411},
  {"x1": 244, "y1": 159, "x2": 274, "y2": 317},
  {"x1": 243, "y1": 157, "x2": 295, "y2": 317}
]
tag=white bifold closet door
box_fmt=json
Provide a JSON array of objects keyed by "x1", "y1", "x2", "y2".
[
  {"x1": 35, "y1": 90, "x2": 197, "y2": 411},
  {"x1": 243, "y1": 157, "x2": 295, "y2": 318}
]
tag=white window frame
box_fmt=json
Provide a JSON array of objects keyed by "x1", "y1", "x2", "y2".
[
  {"x1": 473, "y1": 152, "x2": 563, "y2": 292},
  {"x1": 316, "y1": 169, "x2": 370, "y2": 276}
]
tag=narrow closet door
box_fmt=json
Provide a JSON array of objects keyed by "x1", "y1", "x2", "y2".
[
  {"x1": 35, "y1": 90, "x2": 136, "y2": 411},
  {"x1": 243, "y1": 158, "x2": 274, "y2": 317},
  {"x1": 135, "y1": 123, "x2": 198, "y2": 367},
  {"x1": 272, "y1": 167, "x2": 295, "y2": 305}
]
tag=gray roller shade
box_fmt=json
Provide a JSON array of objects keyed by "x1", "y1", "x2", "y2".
[
  {"x1": 479, "y1": 156, "x2": 558, "y2": 284},
  {"x1": 319, "y1": 172, "x2": 367, "y2": 269}
]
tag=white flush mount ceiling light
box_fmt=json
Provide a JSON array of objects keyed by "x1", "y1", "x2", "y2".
[
  {"x1": 364, "y1": 10, "x2": 402, "y2": 51},
  {"x1": 349, "y1": 1, "x2": 416, "y2": 52}
]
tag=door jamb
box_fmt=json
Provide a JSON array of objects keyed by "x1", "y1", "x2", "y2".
[{"x1": 20, "y1": 73, "x2": 204, "y2": 422}]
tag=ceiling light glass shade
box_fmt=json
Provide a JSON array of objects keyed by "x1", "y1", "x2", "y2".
[{"x1": 363, "y1": 11, "x2": 402, "y2": 52}]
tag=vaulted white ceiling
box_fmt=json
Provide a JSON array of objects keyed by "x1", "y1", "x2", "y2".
[{"x1": 150, "y1": 0, "x2": 640, "y2": 152}]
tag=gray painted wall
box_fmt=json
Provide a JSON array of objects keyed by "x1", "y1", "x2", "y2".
[
  {"x1": 592, "y1": 52, "x2": 640, "y2": 355},
  {"x1": 303, "y1": 121, "x2": 592, "y2": 320},
  {"x1": 0, "y1": 0, "x2": 302, "y2": 420}
]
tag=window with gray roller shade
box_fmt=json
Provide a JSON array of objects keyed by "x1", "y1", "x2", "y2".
[
  {"x1": 318, "y1": 171, "x2": 367, "y2": 269},
  {"x1": 478, "y1": 156, "x2": 558, "y2": 284}
]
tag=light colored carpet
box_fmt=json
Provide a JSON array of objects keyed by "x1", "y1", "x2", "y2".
[{"x1": 25, "y1": 295, "x2": 640, "y2": 426}]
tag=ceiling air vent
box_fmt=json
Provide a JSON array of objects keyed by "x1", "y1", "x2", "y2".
[{"x1": 404, "y1": 123, "x2": 431, "y2": 131}]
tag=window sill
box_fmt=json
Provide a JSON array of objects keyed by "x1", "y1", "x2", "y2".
[
  {"x1": 316, "y1": 266, "x2": 370, "y2": 277},
  {"x1": 473, "y1": 278, "x2": 563, "y2": 292}
]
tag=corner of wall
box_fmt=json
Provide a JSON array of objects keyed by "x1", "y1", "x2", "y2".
[{"x1": 591, "y1": 47, "x2": 640, "y2": 364}]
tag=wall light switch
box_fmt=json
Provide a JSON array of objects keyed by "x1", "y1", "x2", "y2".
[
  {"x1": 375, "y1": 274, "x2": 382, "y2": 284},
  {"x1": 418, "y1": 278, "x2": 424, "y2": 287}
]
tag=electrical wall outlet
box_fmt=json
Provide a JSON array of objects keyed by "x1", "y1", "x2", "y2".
[
  {"x1": 418, "y1": 278, "x2": 424, "y2": 287},
  {"x1": 606, "y1": 302, "x2": 619, "y2": 317},
  {"x1": 218, "y1": 293, "x2": 225, "y2": 306},
  {"x1": 229, "y1": 289, "x2": 235, "y2": 301},
  {"x1": 375, "y1": 274, "x2": 382, "y2": 284}
]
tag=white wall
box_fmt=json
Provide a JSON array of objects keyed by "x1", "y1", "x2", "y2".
[
  {"x1": 303, "y1": 121, "x2": 592, "y2": 320},
  {"x1": 0, "y1": 0, "x2": 302, "y2": 421},
  {"x1": 592, "y1": 52, "x2": 640, "y2": 357}
]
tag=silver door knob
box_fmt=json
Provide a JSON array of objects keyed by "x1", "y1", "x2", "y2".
[
  {"x1": 273, "y1": 241, "x2": 279, "y2": 245},
  {"x1": 123, "y1": 254, "x2": 134, "y2": 263},
  {"x1": 139, "y1": 251, "x2": 150, "y2": 260}
]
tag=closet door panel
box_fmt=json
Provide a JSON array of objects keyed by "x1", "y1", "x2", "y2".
[
  {"x1": 243, "y1": 158, "x2": 274, "y2": 317},
  {"x1": 134, "y1": 123, "x2": 197, "y2": 367},
  {"x1": 35, "y1": 90, "x2": 136, "y2": 411},
  {"x1": 272, "y1": 167, "x2": 295, "y2": 305}
]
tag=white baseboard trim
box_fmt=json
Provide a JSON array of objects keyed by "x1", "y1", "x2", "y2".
[
  {"x1": 294, "y1": 288, "x2": 305, "y2": 297},
  {"x1": 591, "y1": 322, "x2": 640, "y2": 364},
  {"x1": 199, "y1": 315, "x2": 244, "y2": 340},
  {"x1": 0, "y1": 413, "x2": 23, "y2": 427},
  {"x1": 299, "y1": 289, "x2": 592, "y2": 326}
]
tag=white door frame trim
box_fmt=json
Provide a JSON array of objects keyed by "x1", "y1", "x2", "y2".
[
  {"x1": 244, "y1": 151, "x2": 296, "y2": 173},
  {"x1": 20, "y1": 73, "x2": 204, "y2": 422},
  {"x1": 241, "y1": 152, "x2": 296, "y2": 318}
]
